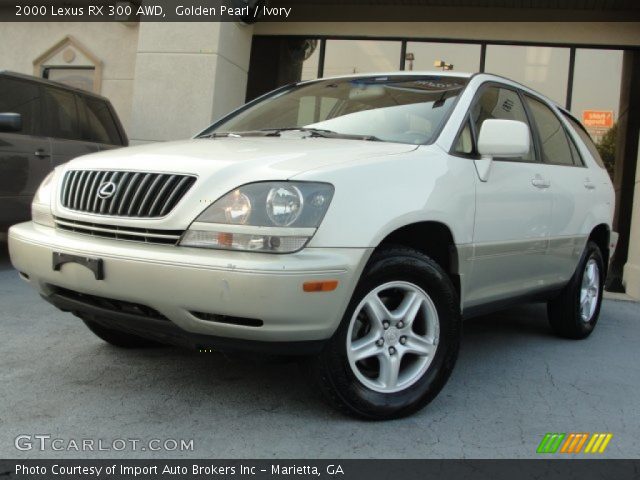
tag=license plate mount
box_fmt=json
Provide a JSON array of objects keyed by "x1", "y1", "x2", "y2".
[{"x1": 52, "y1": 252, "x2": 104, "y2": 280}]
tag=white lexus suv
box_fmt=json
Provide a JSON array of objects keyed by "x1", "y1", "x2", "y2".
[{"x1": 9, "y1": 72, "x2": 617, "y2": 419}]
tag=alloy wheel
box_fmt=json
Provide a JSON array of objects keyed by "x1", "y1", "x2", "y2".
[{"x1": 346, "y1": 281, "x2": 440, "y2": 393}]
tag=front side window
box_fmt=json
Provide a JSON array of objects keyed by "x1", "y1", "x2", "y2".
[
  {"x1": 203, "y1": 76, "x2": 469, "y2": 145},
  {"x1": 453, "y1": 120, "x2": 473, "y2": 154},
  {"x1": 0, "y1": 78, "x2": 42, "y2": 135},
  {"x1": 524, "y1": 96, "x2": 575, "y2": 166},
  {"x1": 43, "y1": 87, "x2": 80, "y2": 141},
  {"x1": 470, "y1": 86, "x2": 535, "y2": 162}
]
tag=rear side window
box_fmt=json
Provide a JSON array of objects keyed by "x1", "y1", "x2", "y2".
[
  {"x1": 470, "y1": 86, "x2": 535, "y2": 162},
  {"x1": 79, "y1": 97, "x2": 122, "y2": 145},
  {"x1": 524, "y1": 96, "x2": 576, "y2": 166},
  {"x1": 563, "y1": 113, "x2": 607, "y2": 170},
  {"x1": 42, "y1": 87, "x2": 81, "y2": 141},
  {"x1": 0, "y1": 77, "x2": 42, "y2": 135}
]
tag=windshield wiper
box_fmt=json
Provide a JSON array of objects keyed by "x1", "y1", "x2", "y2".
[
  {"x1": 260, "y1": 127, "x2": 381, "y2": 142},
  {"x1": 204, "y1": 131, "x2": 271, "y2": 139},
  {"x1": 203, "y1": 128, "x2": 381, "y2": 142}
]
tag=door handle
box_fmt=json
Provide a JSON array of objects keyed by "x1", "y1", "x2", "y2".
[
  {"x1": 584, "y1": 178, "x2": 596, "y2": 190},
  {"x1": 531, "y1": 175, "x2": 550, "y2": 189},
  {"x1": 34, "y1": 149, "x2": 50, "y2": 158}
]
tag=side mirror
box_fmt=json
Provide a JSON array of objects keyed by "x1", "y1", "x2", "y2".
[
  {"x1": 0, "y1": 112, "x2": 22, "y2": 132},
  {"x1": 477, "y1": 119, "x2": 530, "y2": 158}
]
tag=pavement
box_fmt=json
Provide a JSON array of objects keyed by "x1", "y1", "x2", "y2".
[{"x1": 0, "y1": 242, "x2": 639, "y2": 459}]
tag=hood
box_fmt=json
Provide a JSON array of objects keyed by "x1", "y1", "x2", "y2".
[
  {"x1": 54, "y1": 136, "x2": 416, "y2": 229},
  {"x1": 67, "y1": 136, "x2": 416, "y2": 179}
]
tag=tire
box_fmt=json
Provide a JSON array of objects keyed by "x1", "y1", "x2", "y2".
[
  {"x1": 311, "y1": 246, "x2": 461, "y2": 420},
  {"x1": 547, "y1": 241, "x2": 605, "y2": 340},
  {"x1": 79, "y1": 314, "x2": 162, "y2": 348}
]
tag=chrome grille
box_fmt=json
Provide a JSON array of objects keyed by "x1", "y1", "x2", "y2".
[
  {"x1": 60, "y1": 170, "x2": 196, "y2": 218},
  {"x1": 55, "y1": 217, "x2": 183, "y2": 245}
]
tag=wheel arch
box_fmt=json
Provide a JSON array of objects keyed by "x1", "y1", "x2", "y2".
[
  {"x1": 375, "y1": 221, "x2": 461, "y2": 296},
  {"x1": 588, "y1": 223, "x2": 611, "y2": 275}
]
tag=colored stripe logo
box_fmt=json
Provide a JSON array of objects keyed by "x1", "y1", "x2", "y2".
[{"x1": 537, "y1": 433, "x2": 612, "y2": 454}]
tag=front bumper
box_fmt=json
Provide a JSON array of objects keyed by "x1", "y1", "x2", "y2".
[{"x1": 9, "y1": 222, "x2": 371, "y2": 352}]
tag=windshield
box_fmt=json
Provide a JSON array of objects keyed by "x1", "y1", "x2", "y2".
[{"x1": 200, "y1": 75, "x2": 469, "y2": 145}]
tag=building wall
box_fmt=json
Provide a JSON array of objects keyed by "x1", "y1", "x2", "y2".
[
  {"x1": 128, "y1": 22, "x2": 253, "y2": 144},
  {"x1": 624, "y1": 141, "x2": 640, "y2": 299},
  {"x1": 0, "y1": 22, "x2": 139, "y2": 133}
]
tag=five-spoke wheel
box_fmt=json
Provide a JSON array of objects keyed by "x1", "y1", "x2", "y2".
[
  {"x1": 347, "y1": 281, "x2": 439, "y2": 393},
  {"x1": 311, "y1": 246, "x2": 461, "y2": 419}
]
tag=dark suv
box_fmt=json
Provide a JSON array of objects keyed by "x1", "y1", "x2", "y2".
[{"x1": 0, "y1": 71, "x2": 127, "y2": 235}]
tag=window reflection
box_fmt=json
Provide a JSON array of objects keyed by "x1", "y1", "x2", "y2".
[
  {"x1": 404, "y1": 42, "x2": 481, "y2": 72},
  {"x1": 323, "y1": 40, "x2": 401, "y2": 77},
  {"x1": 485, "y1": 45, "x2": 570, "y2": 106},
  {"x1": 571, "y1": 49, "x2": 623, "y2": 143}
]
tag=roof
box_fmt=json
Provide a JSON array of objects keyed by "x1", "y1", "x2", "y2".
[{"x1": 312, "y1": 70, "x2": 475, "y2": 81}]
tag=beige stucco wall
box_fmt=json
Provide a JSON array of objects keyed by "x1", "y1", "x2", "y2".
[
  {"x1": 128, "y1": 22, "x2": 253, "y2": 144},
  {"x1": 0, "y1": 22, "x2": 139, "y2": 133}
]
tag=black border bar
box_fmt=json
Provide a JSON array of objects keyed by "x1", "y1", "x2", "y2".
[
  {"x1": 2, "y1": 459, "x2": 640, "y2": 480},
  {"x1": 2, "y1": 0, "x2": 640, "y2": 22}
]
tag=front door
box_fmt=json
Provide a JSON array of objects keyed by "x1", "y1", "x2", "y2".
[{"x1": 465, "y1": 85, "x2": 553, "y2": 308}]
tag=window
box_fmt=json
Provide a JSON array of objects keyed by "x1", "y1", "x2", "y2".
[
  {"x1": 323, "y1": 40, "x2": 402, "y2": 77},
  {"x1": 485, "y1": 45, "x2": 570, "y2": 106},
  {"x1": 42, "y1": 87, "x2": 80, "y2": 141},
  {"x1": 525, "y1": 96, "x2": 575, "y2": 166},
  {"x1": 470, "y1": 86, "x2": 534, "y2": 162},
  {"x1": 0, "y1": 78, "x2": 42, "y2": 135},
  {"x1": 570, "y1": 49, "x2": 622, "y2": 144},
  {"x1": 564, "y1": 113, "x2": 607, "y2": 170},
  {"x1": 404, "y1": 42, "x2": 481, "y2": 73},
  {"x1": 300, "y1": 40, "x2": 321, "y2": 81},
  {"x1": 44, "y1": 67, "x2": 95, "y2": 93},
  {"x1": 454, "y1": 120, "x2": 473, "y2": 154},
  {"x1": 80, "y1": 97, "x2": 122, "y2": 145},
  {"x1": 566, "y1": 134, "x2": 584, "y2": 167},
  {"x1": 205, "y1": 76, "x2": 469, "y2": 145}
]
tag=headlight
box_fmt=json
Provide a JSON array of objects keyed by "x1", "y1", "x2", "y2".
[
  {"x1": 32, "y1": 171, "x2": 55, "y2": 227},
  {"x1": 180, "y1": 181, "x2": 334, "y2": 253},
  {"x1": 267, "y1": 185, "x2": 303, "y2": 226}
]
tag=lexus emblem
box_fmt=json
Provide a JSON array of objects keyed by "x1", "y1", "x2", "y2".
[{"x1": 97, "y1": 181, "x2": 117, "y2": 199}]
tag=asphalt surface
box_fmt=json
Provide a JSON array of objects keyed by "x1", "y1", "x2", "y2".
[{"x1": 1, "y1": 243, "x2": 639, "y2": 459}]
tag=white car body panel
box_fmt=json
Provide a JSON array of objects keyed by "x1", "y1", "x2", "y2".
[{"x1": 8, "y1": 71, "x2": 616, "y2": 344}]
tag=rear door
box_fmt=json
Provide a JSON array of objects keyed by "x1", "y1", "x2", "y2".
[
  {"x1": 0, "y1": 77, "x2": 52, "y2": 226},
  {"x1": 41, "y1": 85, "x2": 100, "y2": 168},
  {"x1": 523, "y1": 95, "x2": 593, "y2": 284},
  {"x1": 464, "y1": 84, "x2": 553, "y2": 307}
]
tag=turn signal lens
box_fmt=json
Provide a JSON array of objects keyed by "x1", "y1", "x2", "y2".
[
  {"x1": 303, "y1": 280, "x2": 339, "y2": 292},
  {"x1": 180, "y1": 230, "x2": 309, "y2": 253}
]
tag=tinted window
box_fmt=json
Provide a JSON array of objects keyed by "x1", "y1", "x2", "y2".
[
  {"x1": 563, "y1": 113, "x2": 607, "y2": 170},
  {"x1": 43, "y1": 87, "x2": 80, "y2": 141},
  {"x1": 0, "y1": 77, "x2": 42, "y2": 135},
  {"x1": 567, "y1": 134, "x2": 584, "y2": 166},
  {"x1": 525, "y1": 96, "x2": 575, "y2": 166},
  {"x1": 471, "y1": 86, "x2": 534, "y2": 162},
  {"x1": 80, "y1": 97, "x2": 122, "y2": 145}
]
